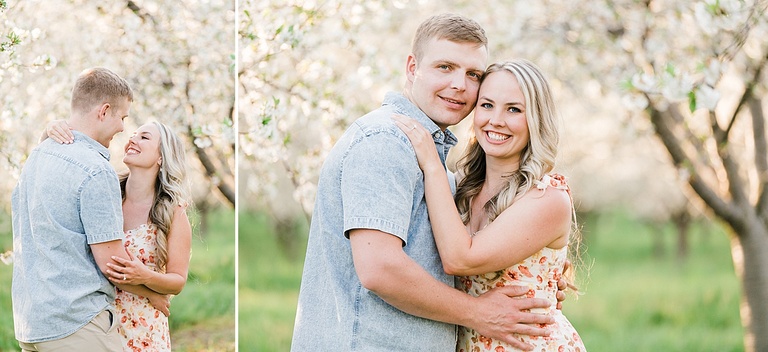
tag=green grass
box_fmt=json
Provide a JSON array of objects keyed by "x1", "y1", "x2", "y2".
[
  {"x1": 238, "y1": 212, "x2": 306, "y2": 352},
  {"x1": 0, "y1": 208, "x2": 235, "y2": 352},
  {"x1": 238, "y1": 210, "x2": 745, "y2": 351},
  {"x1": 562, "y1": 214, "x2": 743, "y2": 351}
]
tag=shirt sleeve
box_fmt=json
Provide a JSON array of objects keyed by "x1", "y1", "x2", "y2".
[
  {"x1": 80, "y1": 168, "x2": 124, "y2": 244},
  {"x1": 341, "y1": 130, "x2": 420, "y2": 244}
]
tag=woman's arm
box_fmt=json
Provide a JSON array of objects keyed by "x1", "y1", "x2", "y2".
[
  {"x1": 106, "y1": 206, "x2": 192, "y2": 295},
  {"x1": 91, "y1": 240, "x2": 171, "y2": 316},
  {"x1": 113, "y1": 282, "x2": 171, "y2": 316},
  {"x1": 393, "y1": 114, "x2": 571, "y2": 276}
]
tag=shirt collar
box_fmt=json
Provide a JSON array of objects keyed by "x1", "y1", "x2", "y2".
[
  {"x1": 382, "y1": 92, "x2": 459, "y2": 148},
  {"x1": 72, "y1": 131, "x2": 111, "y2": 161}
]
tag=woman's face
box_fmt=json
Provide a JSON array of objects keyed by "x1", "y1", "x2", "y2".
[
  {"x1": 123, "y1": 123, "x2": 162, "y2": 170},
  {"x1": 472, "y1": 70, "x2": 530, "y2": 166}
]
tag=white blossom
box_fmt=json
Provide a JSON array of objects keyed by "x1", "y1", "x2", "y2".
[
  {"x1": 0, "y1": 251, "x2": 13, "y2": 265},
  {"x1": 694, "y1": 84, "x2": 721, "y2": 111},
  {"x1": 631, "y1": 73, "x2": 657, "y2": 93},
  {"x1": 621, "y1": 93, "x2": 650, "y2": 111},
  {"x1": 194, "y1": 137, "x2": 213, "y2": 149},
  {"x1": 661, "y1": 72, "x2": 694, "y2": 102}
]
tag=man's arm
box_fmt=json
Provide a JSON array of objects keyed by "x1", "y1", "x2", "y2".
[{"x1": 350, "y1": 229, "x2": 553, "y2": 350}]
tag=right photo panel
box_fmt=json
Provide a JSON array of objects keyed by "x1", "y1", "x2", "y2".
[{"x1": 237, "y1": 1, "x2": 764, "y2": 351}]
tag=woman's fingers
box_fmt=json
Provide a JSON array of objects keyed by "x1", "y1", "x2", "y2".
[{"x1": 47, "y1": 121, "x2": 74, "y2": 144}]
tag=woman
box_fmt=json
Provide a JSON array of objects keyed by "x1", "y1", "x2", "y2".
[
  {"x1": 46, "y1": 121, "x2": 192, "y2": 352},
  {"x1": 394, "y1": 59, "x2": 585, "y2": 351}
]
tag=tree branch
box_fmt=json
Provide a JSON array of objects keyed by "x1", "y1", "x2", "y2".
[
  {"x1": 649, "y1": 105, "x2": 742, "y2": 228},
  {"x1": 726, "y1": 50, "x2": 768, "y2": 138},
  {"x1": 668, "y1": 106, "x2": 720, "y2": 177},
  {"x1": 753, "y1": 97, "x2": 768, "y2": 217},
  {"x1": 188, "y1": 127, "x2": 236, "y2": 207},
  {"x1": 125, "y1": 0, "x2": 157, "y2": 25},
  {"x1": 183, "y1": 59, "x2": 235, "y2": 207}
]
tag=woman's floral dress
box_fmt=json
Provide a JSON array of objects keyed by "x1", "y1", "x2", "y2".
[
  {"x1": 115, "y1": 223, "x2": 171, "y2": 352},
  {"x1": 457, "y1": 175, "x2": 586, "y2": 352}
]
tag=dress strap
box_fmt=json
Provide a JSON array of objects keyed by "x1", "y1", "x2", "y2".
[{"x1": 534, "y1": 174, "x2": 570, "y2": 195}]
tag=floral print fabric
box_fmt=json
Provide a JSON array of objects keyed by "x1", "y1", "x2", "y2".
[
  {"x1": 115, "y1": 223, "x2": 171, "y2": 352},
  {"x1": 457, "y1": 175, "x2": 585, "y2": 352}
]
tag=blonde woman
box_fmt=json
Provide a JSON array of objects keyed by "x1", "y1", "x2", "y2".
[
  {"x1": 394, "y1": 59, "x2": 585, "y2": 351},
  {"x1": 46, "y1": 121, "x2": 192, "y2": 352}
]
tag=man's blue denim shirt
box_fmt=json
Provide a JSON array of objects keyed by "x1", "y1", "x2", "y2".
[
  {"x1": 291, "y1": 92, "x2": 460, "y2": 351},
  {"x1": 11, "y1": 131, "x2": 124, "y2": 343}
]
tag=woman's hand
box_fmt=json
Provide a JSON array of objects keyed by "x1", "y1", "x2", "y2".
[
  {"x1": 147, "y1": 292, "x2": 171, "y2": 317},
  {"x1": 392, "y1": 114, "x2": 443, "y2": 173},
  {"x1": 106, "y1": 250, "x2": 155, "y2": 286},
  {"x1": 45, "y1": 119, "x2": 75, "y2": 144}
]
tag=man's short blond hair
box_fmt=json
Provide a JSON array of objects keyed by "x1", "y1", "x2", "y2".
[
  {"x1": 70, "y1": 67, "x2": 133, "y2": 114},
  {"x1": 411, "y1": 13, "x2": 488, "y2": 61}
]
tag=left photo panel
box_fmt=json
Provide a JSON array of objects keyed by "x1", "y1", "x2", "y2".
[{"x1": 0, "y1": 1, "x2": 236, "y2": 351}]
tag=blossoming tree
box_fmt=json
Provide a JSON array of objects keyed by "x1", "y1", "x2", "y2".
[
  {"x1": 526, "y1": 1, "x2": 768, "y2": 349},
  {"x1": 0, "y1": 0, "x2": 235, "y2": 211},
  {"x1": 239, "y1": 0, "x2": 768, "y2": 349}
]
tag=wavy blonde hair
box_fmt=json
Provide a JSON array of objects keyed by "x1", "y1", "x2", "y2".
[
  {"x1": 455, "y1": 60, "x2": 559, "y2": 221},
  {"x1": 120, "y1": 121, "x2": 190, "y2": 270},
  {"x1": 454, "y1": 59, "x2": 582, "y2": 286}
]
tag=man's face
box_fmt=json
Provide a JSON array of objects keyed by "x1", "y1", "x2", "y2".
[
  {"x1": 100, "y1": 98, "x2": 130, "y2": 147},
  {"x1": 406, "y1": 38, "x2": 488, "y2": 130}
]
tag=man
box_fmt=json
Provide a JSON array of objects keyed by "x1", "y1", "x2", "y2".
[
  {"x1": 11, "y1": 67, "x2": 167, "y2": 352},
  {"x1": 291, "y1": 14, "x2": 557, "y2": 351}
]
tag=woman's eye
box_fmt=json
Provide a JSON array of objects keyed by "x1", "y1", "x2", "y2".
[
  {"x1": 480, "y1": 103, "x2": 492, "y2": 109},
  {"x1": 508, "y1": 107, "x2": 522, "y2": 113}
]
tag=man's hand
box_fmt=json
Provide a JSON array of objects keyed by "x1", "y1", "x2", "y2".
[{"x1": 470, "y1": 285, "x2": 554, "y2": 351}]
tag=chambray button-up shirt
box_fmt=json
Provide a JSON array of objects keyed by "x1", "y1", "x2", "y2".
[
  {"x1": 291, "y1": 92, "x2": 459, "y2": 351},
  {"x1": 11, "y1": 131, "x2": 124, "y2": 343}
]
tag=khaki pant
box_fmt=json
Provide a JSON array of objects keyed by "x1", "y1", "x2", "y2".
[{"x1": 18, "y1": 310, "x2": 121, "y2": 352}]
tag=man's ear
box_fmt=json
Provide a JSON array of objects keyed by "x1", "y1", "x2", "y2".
[
  {"x1": 405, "y1": 54, "x2": 417, "y2": 84},
  {"x1": 97, "y1": 103, "x2": 111, "y2": 121}
]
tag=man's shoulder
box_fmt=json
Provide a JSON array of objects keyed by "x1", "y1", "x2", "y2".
[
  {"x1": 36, "y1": 140, "x2": 114, "y2": 175},
  {"x1": 354, "y1": 104, "x2": 398, "y2": 131}
]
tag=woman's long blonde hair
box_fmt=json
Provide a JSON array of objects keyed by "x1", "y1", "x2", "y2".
[
  {"x1": 120, "y1": 121, "x2": 190, "y2": 270},
  {"x1": 454, "y1": 59, "x2": 582, "y2": 285}
]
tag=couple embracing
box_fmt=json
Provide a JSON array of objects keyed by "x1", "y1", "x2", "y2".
[
  {"x1": 291, "y1": 14, "x2": 586, "y2": 352},
  {"x1": 12, "y1": 67, "x2": 192, "y2": 351}
]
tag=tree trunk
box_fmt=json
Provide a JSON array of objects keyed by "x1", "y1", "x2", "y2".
[
  {"x1": 730, "y1": 221, "x2": 768, "y2": 352},
  {"x1": 647, "y1": 222, "x2": 665, "y2": 258},
  {"x1": 672, "y1": 210, "x2": 691, "y2": 260}
]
